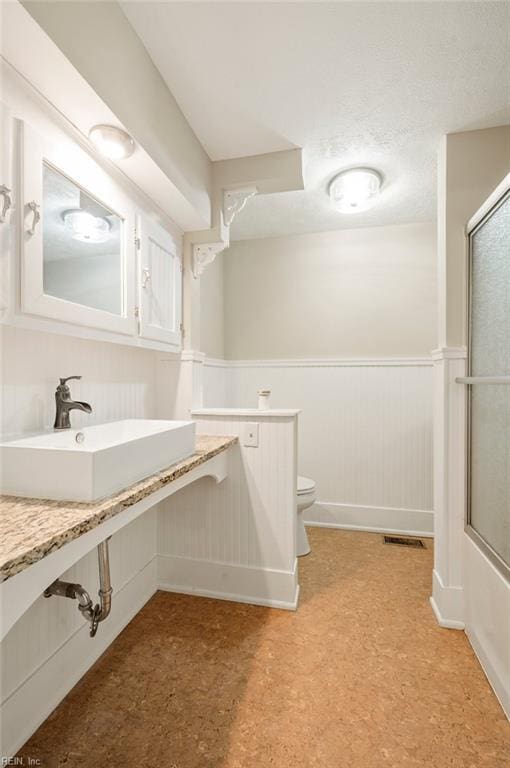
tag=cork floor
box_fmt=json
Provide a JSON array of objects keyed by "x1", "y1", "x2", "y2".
[{"x1": 18, "y1": 528, "x2": 510, "y2": 768}]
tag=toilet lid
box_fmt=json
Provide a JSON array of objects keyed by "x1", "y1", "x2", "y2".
[{"x1": 297, "y1": 475, "x2": 316, "y2": 495}]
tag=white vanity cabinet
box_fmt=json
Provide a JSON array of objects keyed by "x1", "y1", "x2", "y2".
[
  {"x1": 20, "y1": 121, "x2": 137, "y2": 336},
  {"x1": 136, "y1": 215, "x2": 182, "y2": 348}
]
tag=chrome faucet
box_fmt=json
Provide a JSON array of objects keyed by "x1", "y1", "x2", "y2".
[{"x1": 54, "y1": 376, "x2": 92, "y2": 430}]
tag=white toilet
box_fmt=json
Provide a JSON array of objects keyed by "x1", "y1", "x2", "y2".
[{"x1": 296, "y1": 475, "x2": 316, "y2": 556}]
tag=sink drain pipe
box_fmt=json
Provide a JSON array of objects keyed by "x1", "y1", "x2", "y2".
[{"x1": 44, "y1": 538, "x2": 113, "y2": 637}]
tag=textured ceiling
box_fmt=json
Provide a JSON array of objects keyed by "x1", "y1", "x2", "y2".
[{"x1": 121, "y1": 2, "x2": 510, "y2": 239}]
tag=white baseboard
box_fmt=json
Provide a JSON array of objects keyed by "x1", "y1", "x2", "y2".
[
  {"x1": 305, "y1": 501, "x2": 434, "y2": 538},
  {"x1": 430, "y1": 569, "x2": 465, "y2": 629},
  {"x1": 1, "y1": 558, "x2": 158, "y2": 759},
  {"x1": 466, "y1": 625, "x2": 510, "y2": 720},
  {"x1": 157, "y1": 554, "x2": 299, "y2": 611}
]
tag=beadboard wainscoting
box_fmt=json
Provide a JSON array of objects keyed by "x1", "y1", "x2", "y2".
[
  {"x1": 203, "y1": 357, "x2": 434, "y2": 536},
  {"x1": 0, "y1": 326, "x2": 157, "y2": 437},
  {"x1": 1, "y1": 510, "x2": 158, "y2": 758},
  {"x1": 157, "y1": 412, "x2": 299, "y2": 610},
  {"x1": 0, "y1": 325, "x2": 161, "y2": 757}
]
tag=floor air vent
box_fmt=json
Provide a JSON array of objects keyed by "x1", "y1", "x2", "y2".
[{"x1": 383, "y1": 535, "x2": 425, "y2": 548}]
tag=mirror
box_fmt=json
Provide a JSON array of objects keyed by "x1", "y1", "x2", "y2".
[{"x1": 42, "y1": 163, "x2": 123, "y2": 315}]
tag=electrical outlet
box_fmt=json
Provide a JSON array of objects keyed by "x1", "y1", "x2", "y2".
[{"x1": 243, "y1": 422, "x2": 259, "y2": 448}]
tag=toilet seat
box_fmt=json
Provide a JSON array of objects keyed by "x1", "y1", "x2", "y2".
[{"x1": 297, "y1": 475, "x2": 316, "y2": 495}]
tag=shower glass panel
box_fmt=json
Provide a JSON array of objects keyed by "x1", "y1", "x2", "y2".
[{"x1": 468, "y1": 188, "x2": 510, "y2": 575}]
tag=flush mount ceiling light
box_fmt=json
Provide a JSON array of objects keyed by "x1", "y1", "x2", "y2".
[
  {"x1": 88, "y1": 124, "x2": 135, "y2": 160},
  {"x1": 63, "y1": 209, "x2": 111, "y2": 243},
  {"x1": 328, "y1": 168, "x2": 382, "y2": 214}
]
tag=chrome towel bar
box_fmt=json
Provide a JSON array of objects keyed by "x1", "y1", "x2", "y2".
[{"x1": 456, "y1": 376, "x2": 510, "y2": 385}]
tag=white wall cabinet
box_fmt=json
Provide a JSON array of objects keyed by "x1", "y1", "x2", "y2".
[
  {"x1": 7, "y1": 114, "x2": 183, "y2": 351},
  {"x1": 137, "y1": 215, "x2": 182, "y2": 348},
  {"x1": 20, "y1": 121, "x2": 137, "y2": 336},
  {"x1": 0, "y1": 103, "x2": 15, "y2": 321}
]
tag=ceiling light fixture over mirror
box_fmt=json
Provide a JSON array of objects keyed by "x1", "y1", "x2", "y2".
[
  {"x1": 88, "y1": 124, "x2": 136, "y2": 160},
  {"x1": 329, "y1": 168, "x2": 382, "y2": 214}
]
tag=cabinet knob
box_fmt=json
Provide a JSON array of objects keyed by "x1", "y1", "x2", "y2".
[
  {"x1": 142, "y1": 268, "x2": 151, "y2": 289},
  {"x1": 26, "y1": 201, "x2": 41, "y2": 236},
  {"x1": 0, "y1": 185, "x2": 12, "y2": 224}
]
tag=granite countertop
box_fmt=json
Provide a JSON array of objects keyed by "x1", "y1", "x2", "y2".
[{"x1": 0, "y1": 434, "x2": 237, "y2": 584}]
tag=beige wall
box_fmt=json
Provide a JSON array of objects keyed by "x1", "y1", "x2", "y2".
[
  {"x1": 438, "y1": 125, "x2": 510, "y2": 348},
  {"x1": 222, "y1": 223, "x2": 436, "y2": 360},
  {"x1": 200, "y1": 252, "x2": 225, "y2": 359}
]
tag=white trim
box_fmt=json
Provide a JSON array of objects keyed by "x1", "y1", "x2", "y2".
[
  {"x1": 157, "y1": 555, "x2": 299, "y2": 611},
  {"x1": 429, "y1": 596, "x2": 465, "y2": 631},
  {"x1": 20, "y1": 119, "x2": 137, "y2": 336},
  {"x1": 431, "y1": 347, "x2": 467, "y2": 361},
  {"x1": 465, "y1": 624, "x2": 510, "y2": 720},
  {"x1": 304, "y1": 501, "x2": 433, "y2": 537},
  {"x1": 430, "y1": 568, "x2": 465, "y2": 629},
  {"x1": 180, "y1": 349, "x2": 206, "y2": 363},
  {"x1": 202, "y1": 356, "x2": 231, "y2": 368},
  {"x1": 432, "y1": 353, "x2": 466, "y2": 622},
  {"x1": 204, "y1": 356, "x2": 433, "y2": 368},
  {"x1": 1, "y1": 557, "x2": 157, "y2": 759},
  {"x1": 1, "y1": 312, "x2": 185, "y2": 354},
  {"x1": 466, "y1": 172, "x2": 510, "y2": 234},
  {"x1": 192, "y1": 408, "x2": 300, "y2": 418}
]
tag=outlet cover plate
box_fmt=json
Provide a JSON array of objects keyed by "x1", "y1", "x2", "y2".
[{"x1": 243, "y1": 422, "x2": 259, "y2": 448}]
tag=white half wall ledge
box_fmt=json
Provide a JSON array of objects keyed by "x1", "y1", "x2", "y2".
[
  {"x1": 305, "y1": 502, "x2": 434, "y2": 538},
  {"x1": 161, "y1": 414, "x2": 299, "y2": 608},
  {"x1": 192, "y1": 408, "x2": 301, "y2": 417}
]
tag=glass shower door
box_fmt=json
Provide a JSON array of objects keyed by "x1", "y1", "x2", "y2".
[{"x1": 464, "y1": 183, "x2": 510, "y2": 577}]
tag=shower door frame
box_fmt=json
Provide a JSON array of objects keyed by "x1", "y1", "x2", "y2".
[{"x1": 464, "y1": 173, "x2": 510, "y2": 581}]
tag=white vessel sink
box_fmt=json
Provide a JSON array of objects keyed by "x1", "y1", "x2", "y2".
[{"x1": 0, "y1": 419, "x2": 196, "y2": 502}]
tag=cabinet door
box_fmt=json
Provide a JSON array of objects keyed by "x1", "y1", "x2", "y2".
[
  {"x1": 20, "y1": 121, "x2": 136, "y2": 335},
  {"x1": 0, "y1": 104, "x2": 14, "y2": 321},
  {"x1": 137, "y1": 215, "x2": 182, "y2": 348}
]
